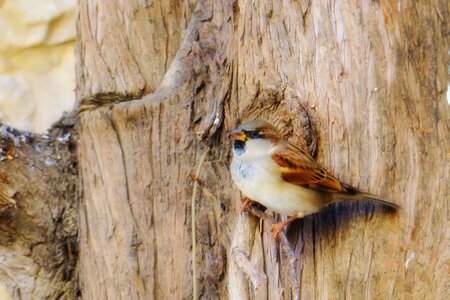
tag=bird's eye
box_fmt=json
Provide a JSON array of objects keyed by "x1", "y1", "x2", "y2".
[{"x1": 246, "y1": 130, "x2": 259, "y2": 139}]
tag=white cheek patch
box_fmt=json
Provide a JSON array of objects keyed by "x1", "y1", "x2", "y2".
[{"x1": 244, "y1": 139, "x2": 274, "y2": 158}]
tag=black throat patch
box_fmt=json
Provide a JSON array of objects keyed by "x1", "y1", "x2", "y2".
[{"x1": 233, "y1": 140, "x2": 246, "y2": 155}]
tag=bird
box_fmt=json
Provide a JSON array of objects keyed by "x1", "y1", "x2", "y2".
[{"x1": 229, "y1": 119, "x2": 399, "y2": 239}]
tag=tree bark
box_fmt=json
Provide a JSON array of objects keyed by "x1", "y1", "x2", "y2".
[
  {"x1": 2, "y1": 0, "x2": 447, "y2": 299},
  {"x1": 0, "y1": 121, "x2": 78, "y2": 299},
  {"x1": 76, "y1": 0, "x2": 449, "y2": 299},
  {"x1": 75, "y1": 0, "x2": 449, "y2": 299}
]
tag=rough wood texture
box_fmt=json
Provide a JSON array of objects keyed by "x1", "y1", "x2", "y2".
[
  {"x1": 0, "y1": 122, "x2": 78, "y2": 299},
  {"x1": 76, "y1": 0, "x2": 196, "y2": 102},
  {"x1": 76, "y1": 0, "x2": 449, "y2": 299}
]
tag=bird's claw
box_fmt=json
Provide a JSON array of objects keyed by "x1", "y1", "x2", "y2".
[
  {"x1": 270, "y1": 223, "x2": 285, "y2": 241},
  {"x1": 270, "y1": 216, "x2": 300, "y2": 240},
  {"x1": 240, "y1": 197, "x2": 255, "y2": 213}
]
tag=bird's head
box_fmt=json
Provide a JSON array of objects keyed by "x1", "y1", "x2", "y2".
[{"x1": 229, "y1": 119, "x2": 281, "y2": 158}]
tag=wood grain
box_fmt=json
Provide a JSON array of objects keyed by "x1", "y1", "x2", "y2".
[{"x1": 76, "y1": 0, "x2": 449, "y2": 299}]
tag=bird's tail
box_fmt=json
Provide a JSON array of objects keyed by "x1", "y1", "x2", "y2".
[
  {"x1": 357, "y1": 193, "x2": 400, "y2": 210},
  {"x1": 333, "y1": 184, "x2": 400, "y2": 210}
]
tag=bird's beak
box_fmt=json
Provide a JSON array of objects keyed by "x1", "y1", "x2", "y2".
[{"x1": 228, "y1": 129, "x2": 247, "y2": 141}]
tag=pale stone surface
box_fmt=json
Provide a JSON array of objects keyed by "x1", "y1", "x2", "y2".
[
  {"x1": 0, "y1": 0, "x2": 76, "y2": 132},
  {"x1": 0, "y1": 282, "x2": 11, "y2": 300}
]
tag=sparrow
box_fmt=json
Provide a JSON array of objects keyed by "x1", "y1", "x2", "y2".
[{"x1": 229, "y1": 119, "x2": 399, "y2": 238}]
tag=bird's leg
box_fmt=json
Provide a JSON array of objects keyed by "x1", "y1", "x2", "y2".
[
  {"x1": 240, "y1": 197, "x2": 255, "y2": 213},
  {"x1": 270, "y1": 216, "x2": 299, "y2": 240}
]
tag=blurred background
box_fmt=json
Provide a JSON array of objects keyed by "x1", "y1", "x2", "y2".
[{"x1": 0, "y1": 0, "x2": 76, "y2": 133}]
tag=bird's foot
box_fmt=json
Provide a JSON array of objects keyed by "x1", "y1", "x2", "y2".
[
  {"x1": 270, "y1": 216, "x2": 299, "y2": 240},
  {"x1": 240, "y1": 197, "x2": 255, "y2": 213},
  {"x1": 270, "y1": 224, "x2": 284, "y2": 241}
]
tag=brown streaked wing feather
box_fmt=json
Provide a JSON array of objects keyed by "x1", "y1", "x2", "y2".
[{"x1": 271, "y1": 143, "x2": 349, "y2": 193}]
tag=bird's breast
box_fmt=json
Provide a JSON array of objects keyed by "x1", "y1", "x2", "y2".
[{"x1": 231, "y1": 157, "x2": 326, "y2": 217}]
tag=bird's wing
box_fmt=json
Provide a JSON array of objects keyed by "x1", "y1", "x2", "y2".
[{"x1": 271, "y1": 143, "x2": 356, "y2": 194}]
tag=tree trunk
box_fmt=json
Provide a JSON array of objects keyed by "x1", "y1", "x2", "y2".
[
  {"x1": 76, "y1": 0, "x2": 449, "y2": 299},
  {"x1": 0, "y1": 121, "x2": 78, "y2": 299},
  {"x1": 1, "y1": 0, "x2": 447, "y2": 299}
]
